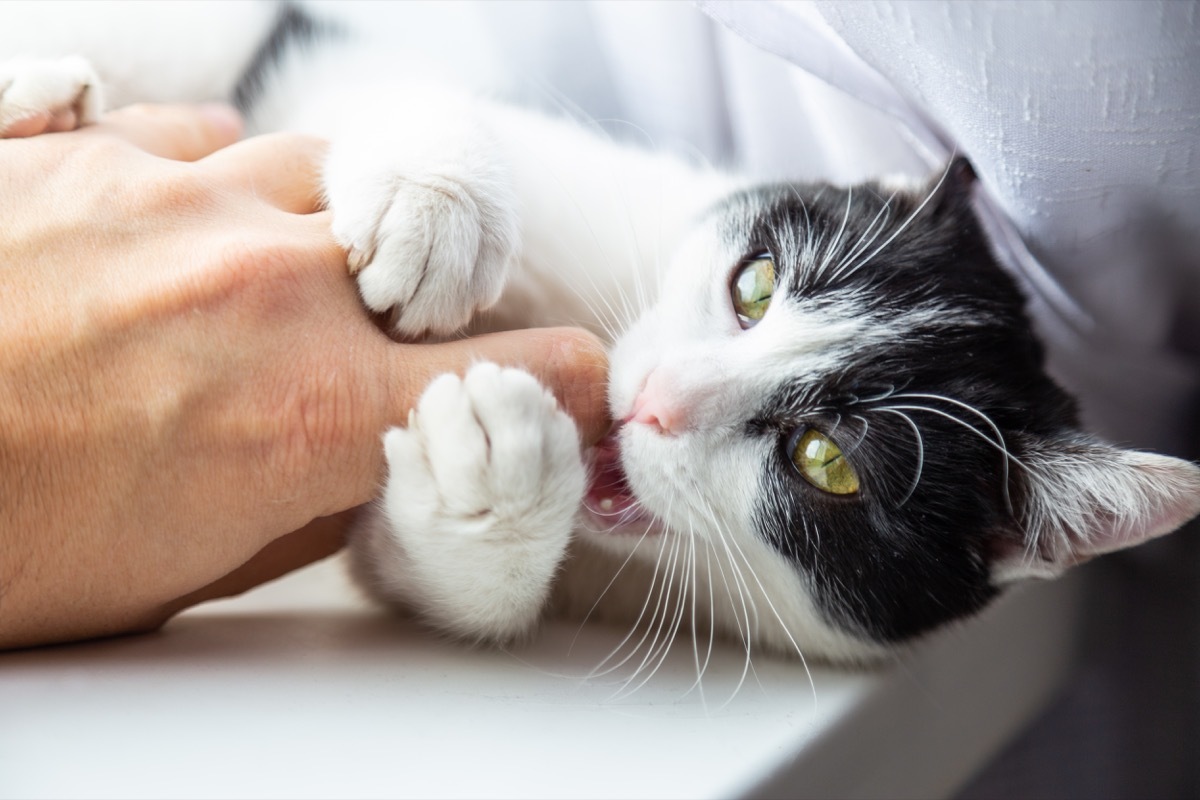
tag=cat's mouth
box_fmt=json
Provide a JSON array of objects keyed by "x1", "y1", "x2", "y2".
[{"x1": 582, "y1": 428, "x2": 652, "y2": 530}]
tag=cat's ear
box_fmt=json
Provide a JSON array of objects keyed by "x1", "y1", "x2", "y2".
[
  {"x1": 923, "y1": 156, "x2": 977, "y2": 220},
  {"x1": 993, "y1": 434, "x2": 1200, "y2": 584}
]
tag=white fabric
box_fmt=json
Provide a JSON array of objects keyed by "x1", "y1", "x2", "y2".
[{"x1": 315, "y1": 0, "x2": 1199, "y2": 451}]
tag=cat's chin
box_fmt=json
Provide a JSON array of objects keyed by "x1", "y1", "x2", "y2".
[{"x1": 580, "y1": 430, "x2": 655, "y2": 535}]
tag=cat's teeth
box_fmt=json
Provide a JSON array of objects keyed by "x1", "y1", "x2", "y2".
[{"x1": 599, "y1": 498, "x2": 614, "y2": 512}]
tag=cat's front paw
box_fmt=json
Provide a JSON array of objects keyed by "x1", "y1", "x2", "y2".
[
  {"x1": 0, "y1": 57, "x2": 104, "y2": 138},
  {"x1": 377, "y1": 363, "x2": 584, "y2": 641},
  {"x1": 325, "y1": 107, "x2": 518, "y2": 338}
]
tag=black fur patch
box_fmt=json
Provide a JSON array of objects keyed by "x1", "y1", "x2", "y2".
[
  {"x1": 726, "y1": 167, "x2": 1078, "y2": 643},
  {"x1": 233, "y1": 2, "x2": 334, "y2": 113}
]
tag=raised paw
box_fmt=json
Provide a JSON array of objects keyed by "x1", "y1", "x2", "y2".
[
  {"x1": 324, "y1": 102, "x2": 518, "y2": 339},
  {"x1": 371, "y1": 363, "x2": 585, "y2": 641},
  {"x1": 0, "y1": 56, "x2": 104, "y2": 138}
]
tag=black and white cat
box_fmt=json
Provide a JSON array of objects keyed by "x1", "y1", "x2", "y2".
[{"x1": 3, "y1": 2, "x2": 1197, "y2": 666}]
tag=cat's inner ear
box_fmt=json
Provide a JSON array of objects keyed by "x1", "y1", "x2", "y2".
[{"x1": 992, "y1": 434, "x2": 1200, "y2": 584}]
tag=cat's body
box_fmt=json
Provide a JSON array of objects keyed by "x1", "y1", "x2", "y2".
[{"x1": 3, "y1": 1, "x2": 1198, "y2": 667}]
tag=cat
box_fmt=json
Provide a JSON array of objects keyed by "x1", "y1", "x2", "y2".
[{"x1": 3, "y1": 2, "x2": 1197, "y2": 667}]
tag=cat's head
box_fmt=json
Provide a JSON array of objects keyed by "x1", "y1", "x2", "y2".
[{"x1": 586, "y1": 159, "x2": 1200, "y2": 662}]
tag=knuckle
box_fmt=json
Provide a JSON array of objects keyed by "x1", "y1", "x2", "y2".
[
  {"x1": 210, "y1": 234, "x2": 313, "y2": 313},
  {"x1": 159, "y1": 230, "x2": 315, "y2": 338},
  {"x1": 213, "y1": 234, "x2": 286, "y2": 279},
  {"x1": 538, "y1": 327, "x2": 608, "y2": 394},
  {"x1": 541, "y1": 327, "x2": 610, "y2": 442}
]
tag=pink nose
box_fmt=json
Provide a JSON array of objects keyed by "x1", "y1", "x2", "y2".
[{"x1": 627, "y1": 372, "x2": 687, "y2": 435}]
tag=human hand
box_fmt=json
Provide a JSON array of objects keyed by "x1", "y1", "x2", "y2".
[{"x1": 0, "y1": 104, "x2": 610, "y2": 649}]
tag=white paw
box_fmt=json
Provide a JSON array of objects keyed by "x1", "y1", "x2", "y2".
[
  {"x1": 0, "y1": 56, "x2": 104, "y2": 137},
  {"x1": 324, "y1": 101, "x2": 518, "y2": 338},
  {"x1": 378, "y1": 363, "x2": 584, "y2": 641}
]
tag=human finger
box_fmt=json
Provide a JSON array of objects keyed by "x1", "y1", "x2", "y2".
[
  {"x1": 83, "y1": 102, "x2": 243, "y2": 161},
  {"x1": 385, "y1": 327, "x2": 611, "y2": 446},
  {"x1": 45, "y1": 107, "x2": 78, "y2": 133},
  {"x1": 197, "y1": 131, "x2": 329, "y2": 214},
  {"x1": 0, "y1": 109, "x2": 55, "y2": 138},
  {"x1": 325, "y1": 327, "x2": 608, "y2": 514}
]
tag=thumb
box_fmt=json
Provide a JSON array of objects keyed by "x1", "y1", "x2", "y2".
[
  {"x1": 326, "y1": 326, "x2": 609, "y2": 515},
  {"x1": 387, "y1": 327, "x2": 611, "y2": 447}
]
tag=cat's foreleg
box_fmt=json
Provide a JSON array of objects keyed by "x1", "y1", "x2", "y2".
[
  {"x1": 348, "y1": 363, "x2": 585, "y2": 643},
  {"x1": 314, "y1": 83, "x2": 519, "y2": 339}
]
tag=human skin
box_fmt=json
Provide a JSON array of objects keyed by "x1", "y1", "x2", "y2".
[{"x1": 0, "y1": 103, "x2": 610, "y2": 650}]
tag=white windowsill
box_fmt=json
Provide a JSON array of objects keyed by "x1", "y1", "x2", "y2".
[{"x1": 0, "y1": 557, "x2": 1083, "y2": 800}]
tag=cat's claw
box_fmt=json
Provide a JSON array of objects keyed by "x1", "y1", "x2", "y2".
[
  {"x1": 0, "y1": 56, "x2": 104, "y2": 138},
  {"x1": 374, "y1": 363, "x2": 584, "y2": 641},
  {"x1": 346, "y1": 244, "x2": 374, "y2": 275}
]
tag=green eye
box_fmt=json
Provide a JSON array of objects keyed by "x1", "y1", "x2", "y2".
[
  {"x1": 792, "y1": 429, "x2": 860, "y2": 495},
  {"x1": 731, "y1": 255, "x2": 775, "y2": 327}
]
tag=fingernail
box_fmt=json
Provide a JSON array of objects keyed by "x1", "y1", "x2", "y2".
[{"x1": 199, "y1": 103, "x2": 243, "y2": 139}]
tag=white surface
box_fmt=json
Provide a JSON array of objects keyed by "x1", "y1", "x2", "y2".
[{"x1": 1, "y1": 558, "x2": 1083, "y2": 800}]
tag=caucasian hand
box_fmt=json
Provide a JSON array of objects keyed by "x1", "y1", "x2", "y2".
[{"x1": 0, "y1": 104, "x2": 609, "y2": 649}]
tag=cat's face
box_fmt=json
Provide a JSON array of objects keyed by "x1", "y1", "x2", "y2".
[{"x1": 584, "y1": 161, "x2": 1200, "y2": 663}]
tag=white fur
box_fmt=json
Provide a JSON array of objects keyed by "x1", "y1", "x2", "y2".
[
  {"x1": 321, "y1": 84, "x2": 519, "y2": 337},
  {"x1": 349, "y1": 363, "x2": 584, "y2": 641}
]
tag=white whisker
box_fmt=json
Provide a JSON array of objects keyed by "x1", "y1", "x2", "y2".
[
  {"x1": 621, "y1": 528, "x2": 694, "y2": 698},
  {"x1": 838, "y1": 160, "x2": 955, "y2": 279},
  {"x1": 684, "y1": 521, "x2": 708, "y2": 708},
  {"x1": 877, "y1": 408, "x2": 925, "y2": 507},
  {"x1": 568, "y1": 519, "x2": 655, "y2": 655},
  {"x1": 883, "y1": 402, "x2": 1024, "y2": 514},
  {"x1": 824, "y1": 191, "x2": 894, "y2": 283},
  {"x1": 587, "y1": 522, "x2": 673, "y2": 681},
  {"x1": 691, "y1": 495, "x2": 759, "y2": 707},
  {"x1": 816, "y1": 183, "x2": 853, "y2": 276},
  {"x1": 844, "y1": 414, "x2": 871, "y2": 459},
  {"x1": 614, "y1": 532, "x2": 683, "y2": 697},
  {"x1": 698, "y1": 512, "x2": 754, "y2": 697},
  {"x1": 703, "y1": 497, "x2": 819, "y2": 710},
  {"x1": 889, "y1": 390, "x2": 1028, "y2": 513},
  {"x1": 521, "y1": 84, "x2": 659, "y2": 333}
]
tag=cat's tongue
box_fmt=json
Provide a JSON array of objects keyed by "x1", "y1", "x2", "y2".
[{"x1": 584, "y1": 431, "x2": 642, "y2": 522}]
